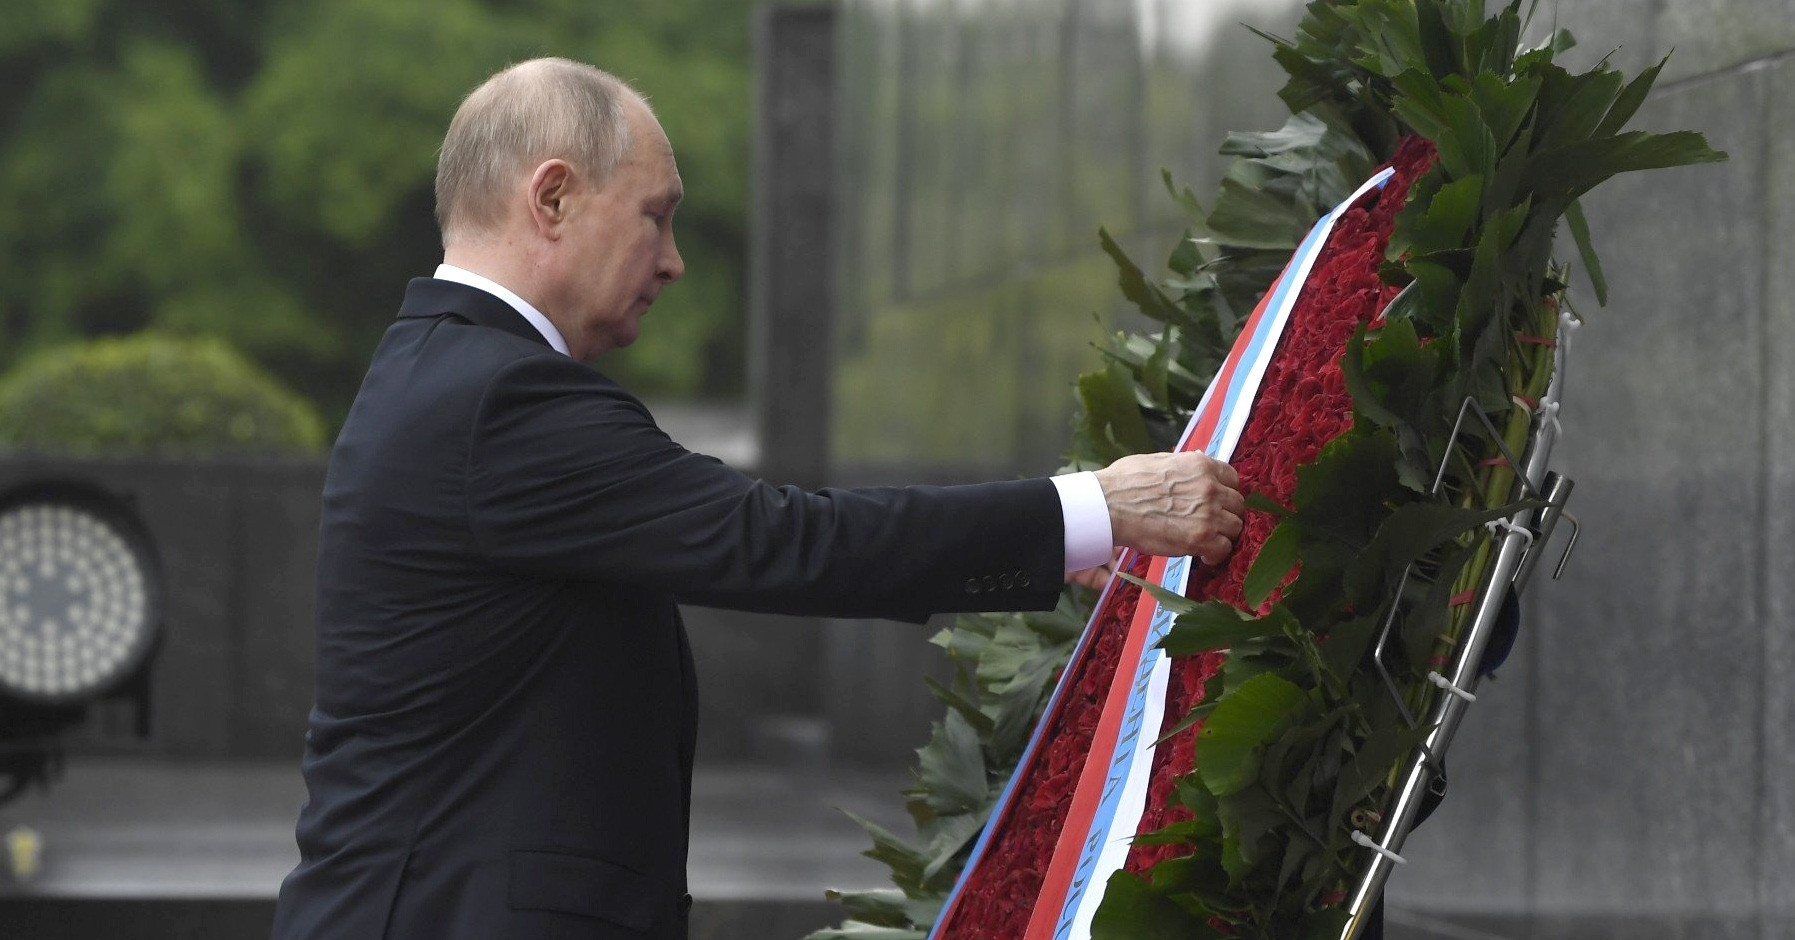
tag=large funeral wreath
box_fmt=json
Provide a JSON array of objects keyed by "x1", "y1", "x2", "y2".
[{"x1": 813, "y1": 2, "x2": 1723, "y2": 938}]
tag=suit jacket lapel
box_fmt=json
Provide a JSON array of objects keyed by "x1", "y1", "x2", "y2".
[{"x1": 396, "y1": 278, "x2": 551, "y2": 349}]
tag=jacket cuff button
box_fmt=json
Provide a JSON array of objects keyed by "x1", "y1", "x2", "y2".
[
  {"x1": 964, "y1": 578, "x2": 981, "y2": 594},
  {"x1": 999, "y1": 573, "x2": 1014, "y2": 590},
  {"x1": 1017, "y1": 572, "x2": 1031, "y2": 588}
]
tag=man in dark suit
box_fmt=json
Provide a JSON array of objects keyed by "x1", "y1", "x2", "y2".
[{"x1": 271, "y1": 58, "x2": 1245, "y2": 940}]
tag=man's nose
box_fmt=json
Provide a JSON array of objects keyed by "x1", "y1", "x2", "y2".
[{"x1": 660, "y1": 236, "x2": 685, "y2": 283}]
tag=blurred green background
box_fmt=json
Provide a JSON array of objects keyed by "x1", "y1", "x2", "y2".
[{"x1": 0, "y1": 0, "x2": 766, "y2": 448}]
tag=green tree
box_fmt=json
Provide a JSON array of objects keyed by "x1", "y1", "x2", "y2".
[{"x1": 0, "y1": 0, "x2": 763, "y2": 432}]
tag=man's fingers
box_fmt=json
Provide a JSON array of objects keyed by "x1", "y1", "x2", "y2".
[
  {"x1": 1212, "y1": 459, "x2": 1241, "y2": 490},
  {"x1": 1096, "y1": 452, "x2": 1250, "y2": 564},
  {"x1": 1066, "y1": 564, "x2": 1112, "y2": 590},
  {"x1": 1213, "y1": 481, "x2": 1246, "y2": 516},
  {"x1": 1195, "y1": 534, "x2": 1234, "y2": 567}
]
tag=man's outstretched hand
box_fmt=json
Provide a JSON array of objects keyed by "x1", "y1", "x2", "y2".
[{"x1": 1093, "y1": 452, "x2": 1244, "y2": 567}]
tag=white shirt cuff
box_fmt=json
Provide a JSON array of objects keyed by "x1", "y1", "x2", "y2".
[{"x1": 1051, "y1": 471, "x2": 1114, "y2": 575}]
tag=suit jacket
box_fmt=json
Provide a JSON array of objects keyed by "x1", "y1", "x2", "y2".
[{"x1": 271, "y1": 279, "x2": 1066, "y2": 940}]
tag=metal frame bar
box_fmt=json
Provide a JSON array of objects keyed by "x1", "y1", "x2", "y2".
[{"x1": 1338, "y1": 311, "x2": 1582, "y2": 937}]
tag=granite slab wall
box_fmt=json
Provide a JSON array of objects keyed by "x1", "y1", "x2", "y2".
[
  {"x1": 1762, "y1": 45, "x2": 1795, "y2": 940},
  {"x1": 1389, "y1": 1, "x2": 1795, "y2": 932},
  {"x1": 0, "y1": 457, "x2": 324, "y2": 760},
  {"x1": 0, "y1": 454, "x2": 825, "y2": 764}
]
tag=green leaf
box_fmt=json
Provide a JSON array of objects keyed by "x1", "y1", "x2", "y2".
[
  {"x1": 1464, "y1": 0, "x2": 1524, "y2": 74},
  {"x1": 1175, "y1": 772, "x2": 1220, "y2": 817},
  {"x1": 842, "y1": 810, "x2": 930, "y2": 891},
  {"x1": 1155, "y1": 699, "x2": 1220, "y2": 747},
  {"x1": 1243, "y1": 521, "x2": 1301, "y2": 608},
  {"x1": 1298, "y1": 907, "x2": 1353, "y2": 940},
  {"x1": 1468, "y1": 70, "x2": 1541, "y2": 156},
  {"x1": 1451, "y1": 200, "x2": 1522, "y2": 339},
  {"x1": 1117, "y1": 571, "x2": 1200, "y2": 616},
  {"x1": 1331, "y1": 722, "x2": 1433, "y2": 824},
  {"x1": 1091, "y1": 871, "x2": 1223, "y2": 940},
  {"x1": 1290, "y1": 430, "x2": 1404, "y2": 545},
  {"x1": 1519, "y1": 130, "x2": 1728, "y2": 203},
  {"x1": 1197, "y1": 673, "x2": 1309, "y2": 796},
  {"x1": 1159, "y1": 601, "x2": 1296, "y2": 658},
  {"x1": 914, "y1": 709, "x2": 988, "y2": 814},
  {"x1": 1408, "y1": 174, "x2": 1484, "y2": 254},
  {"x1": 1075, "y1": 363, "x2": 1156, "y2": 463},
  {"x1": 1216, "y1": 785, "x2": 1287, "y2": 882},
  {"x1": 1337, "y1": 0, "x2": 1427, "y2": 78},
  {"x1": 1147, "y1": 853, "x2": 1238, "y2": 911},
  {"x1": 1412, "y1": 0, "x2": 1459, "y2": 79},
  {"x1": 1167, "y1": 232, "x2": 1205, "y2": 278},
  {"x1": 1340, "y1": 319, "x2": 1429, "y2": 434},
  {"x1": 923, "y1": 677, "x2": 996, "y2": 737},
  {"x1": 1104, "y1": 333, "x2": 1209, "y2": 400},
  {"x1": 920, "y1": 809, "x2": 986, "y2": 882},
  {"x1": 1564, "y1": 198, "x2": 1608, "y2": 306},
  {"x1": 822, "y1": 888, "x2": 943, "y2": 930},
  {"x1": 1160, "y1": 167, "x2": 1207, "y2": 228},
  {"x1": 804, "y1": 922, "x2": 928, "y2": 940},
  {"x1": 1100, "y1": 227, "x2": 1191, "y2": 327},
  {"x1": 1399, "y1": 539, "x2": 1481, "y2": 671},
  {"x1": 1276, "y1": 828, "x2": 1322, "y2": 896},
  {"x1": 1539, "y1": 65, "x2": 1625, "y2": 151},
  {"x1": 1245, "y1": 489, "x2": 1292, "y2": 518},
  {"x1": 1318, "y1": 615, "x2": 1382, "y2": 683},
  {"x1": 1204, "y1": 176, "x2": 1315, "y2": 250},
  {"x1": 1595, "y1": 55, "x2": 1668, "y2": 138},
  {"x1": 1344, "y1": 500, "x2": 1536, "y2": 606},
  {"x1": 1131, "y1": 818, "x2": 1209, "y2": 847}
]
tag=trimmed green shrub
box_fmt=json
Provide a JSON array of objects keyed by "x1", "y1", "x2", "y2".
[{"x1": 0, "y1": 331, "x2": 326, "y2": 456}]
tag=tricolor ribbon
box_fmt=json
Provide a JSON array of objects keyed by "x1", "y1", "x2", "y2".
[{"x1": 931, "y1": 166, "x2": 1394, "y2": 940}]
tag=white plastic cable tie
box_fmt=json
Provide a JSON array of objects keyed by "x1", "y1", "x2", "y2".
[
  {"x1": 1559, "y1": 308, "x2": 1582, "y2": 352},
  {"x1": 1351, "y1": 829, "x2": 1407, "y2": 865},
  {"x1": 1427, "y1": 670, "x2": 1478, "y2": 703},
  {"x1": 1485, "y1": 518, "x2": 1535, "y2": 553}
]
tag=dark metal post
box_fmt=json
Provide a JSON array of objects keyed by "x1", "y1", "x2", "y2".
[{"x1": 750, "y1": 4, "x2": 837, "y2": 490}]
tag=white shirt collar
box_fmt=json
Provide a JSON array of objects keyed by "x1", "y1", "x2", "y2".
[{"x1": 432, "y1": 263, "x2": 570, "y2": 357}]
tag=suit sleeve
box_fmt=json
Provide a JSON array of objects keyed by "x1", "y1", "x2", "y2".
[{"x1": 464, "y1": 354, "x2": 1065, "y2": 621}]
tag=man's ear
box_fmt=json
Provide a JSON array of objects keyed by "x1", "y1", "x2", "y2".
[{"x1": 526, "y1": 160, "x2": 575, "y2": 238}]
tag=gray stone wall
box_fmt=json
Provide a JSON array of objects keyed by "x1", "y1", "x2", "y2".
[
  {"x1": 0, "y1": 457, "x2": 324, "y2": 760},
  {"x1": 1392, "y1": 1, "x2": 1795, "y2": 931},
  {"x1": 0, "y1": 452, "x2": 824, "y2": 764}
]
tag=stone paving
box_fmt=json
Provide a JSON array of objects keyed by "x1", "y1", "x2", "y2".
[{"x1": 0, "y1": 756, "x2": 1569, "y2": 939}]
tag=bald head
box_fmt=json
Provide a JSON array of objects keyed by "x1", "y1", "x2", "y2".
[{"x1": 434, "y1": 58, "x2": 646, "y2": 246}]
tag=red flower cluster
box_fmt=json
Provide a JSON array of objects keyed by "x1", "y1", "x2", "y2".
[
  {"x1": 945, "y1": 554, "x2": 1151, "y2": 937},
  {"x1": 1127, "y1": 137, "x2": 1436, "y2": 873},
  {"x1": 937, "y1": 137, "x2": 1436, "y2": 939}
]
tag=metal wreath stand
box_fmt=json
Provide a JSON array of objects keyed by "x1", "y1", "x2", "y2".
[{"x1": 1338, "y1": 307, "x2": 1584, "y2": 940}]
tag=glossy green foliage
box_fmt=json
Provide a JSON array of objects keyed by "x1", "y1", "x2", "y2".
[
  {"x1": 0, "y1": 0, "x2": 765, "y2": 429},
  {"x1": 809, "y1": 596, "x2": 1091, "y2": 940},
  {"x1": 0, "y1": 332, "x2": 325, "y2": 455}
]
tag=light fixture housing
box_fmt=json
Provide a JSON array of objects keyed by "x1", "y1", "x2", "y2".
[{"x1": 0, "y1": 481, "x2": 162, "y2": 707}]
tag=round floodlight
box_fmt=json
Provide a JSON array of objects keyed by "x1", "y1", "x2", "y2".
[{"x1": 0, "y1": 484, "x2": 160, "y2": 706}]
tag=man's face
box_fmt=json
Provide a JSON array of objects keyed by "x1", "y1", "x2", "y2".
[{"x1": 551, "y1": 104, "x2": 685, "y2": 360}]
